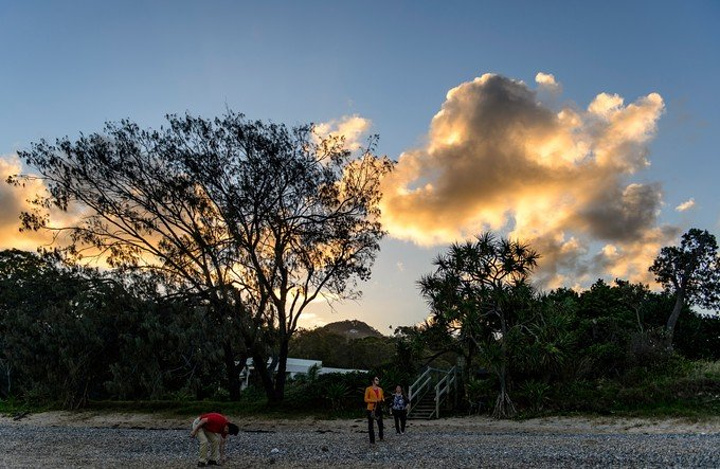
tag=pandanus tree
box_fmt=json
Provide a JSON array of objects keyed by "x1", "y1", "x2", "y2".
[{"x1": 418, "y1": 232, "x2": 539, "y2": 418}]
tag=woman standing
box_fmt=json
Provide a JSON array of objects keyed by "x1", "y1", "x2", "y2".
[
  {"x1": 391, "y1": 385, "x2": 410, "y2": 434},
  {"x1": 364, "y1": 376, "x2": 384, "y2": 444}
]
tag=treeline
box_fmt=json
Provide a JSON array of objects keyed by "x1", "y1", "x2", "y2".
[
  {"x1": 291, "y1": 279, "x2": 720, "y2": 416},
  {"x1": 0, "y1": 247, "x2": 398, "y2": 409},
  {"x1": 2, "y1": 246, "x2": 718, "y2": 415},
  {"x1": 289, "y1": 326, "x2": 394, "y2": 371},
  {"x1": 290, "y1": 230, "x2": 720, "y2": 418},
  {"x1": 0, "y1": 249, "x2": 240, "y2": 408}
]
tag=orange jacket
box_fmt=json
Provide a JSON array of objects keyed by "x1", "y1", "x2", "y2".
[{"x1": 364, "y1": 385, "x2": 385, "y2": 410}]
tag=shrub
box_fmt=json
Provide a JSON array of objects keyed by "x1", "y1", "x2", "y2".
[{"x1": 517, "y1": 380, "x2": 551, "y2": 413}]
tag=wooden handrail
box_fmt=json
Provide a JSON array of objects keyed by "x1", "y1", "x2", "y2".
[
  {"x1": 409, "y1": 366, "x2": 457, "y2": 418},
  {"x1": 434, "y1": 366, "x2": 456, "y2": 417},
  {"x1": 408, "y1": 367, "x2": 432, "y2": 408}
]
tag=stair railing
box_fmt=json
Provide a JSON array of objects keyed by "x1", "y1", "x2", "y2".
[
  {"x1": 408, "y1": 367, "x2": 432, "y2": 417},
  {"x1": 434, "y1": 366, "x2": 457, "y2": 418},
  {"x1": 409, "y1": 366, "x2": 458, "y2": 418}
]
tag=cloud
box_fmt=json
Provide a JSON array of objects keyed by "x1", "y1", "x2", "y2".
[
  {"x1": 535, "y1": 72, "x2": 562, "y2": 105},
  {"x1": 295, "y1": 310, "x2": 328, "y2": 330},
  {"x1": 314, "y1": 115, "x2": 372, "y2": 151},
  {"x1": 535, "y1": 72, "x2": 559, "y2": 89},
  {"x1": 0, "y1": 154, "x2": 89, "y2": 254},
  {"x1": 380, "y1": 73, "x2": 676, "y2": 288},
  {"x1": 0, "y1": 156, "x2": 23, "y2": 227},
  {"x1": 676, "y1": 198, "x2": 695, "y2": 212},
  {"x1": 0, "y1": 154, "x2": 52, "y2": 251}
]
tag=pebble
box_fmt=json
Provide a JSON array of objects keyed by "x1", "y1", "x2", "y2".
[{"x1": 1, "y1": 420, "x2": 719, "y2": 468}]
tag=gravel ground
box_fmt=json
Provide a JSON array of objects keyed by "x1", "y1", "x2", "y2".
[{"x1": 1, "y1": 413, "x2": 719, "y2": 468}]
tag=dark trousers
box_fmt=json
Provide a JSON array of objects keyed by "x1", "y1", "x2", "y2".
[
  {"x1": 393, "y1": 409, "x2": 407, "y2": 433},
  {"x1": 366, "y1": 409, "x2": 383, "y2": 443}
]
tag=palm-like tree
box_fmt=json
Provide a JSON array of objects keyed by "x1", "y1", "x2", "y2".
[{"x1": 418, "y1": 232, "x2": 539, "y2": 418}]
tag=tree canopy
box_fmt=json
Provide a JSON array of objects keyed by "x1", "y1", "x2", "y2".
[
  {"x1": 649, "y1": 228, "x2": 720, "y2": 344},
  {"x1": 10, "y1": 111, "x2": 393, "y2": 402}
]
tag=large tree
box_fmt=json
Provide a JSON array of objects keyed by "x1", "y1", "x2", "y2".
[
  {"x1": 10, "y1": 111, "x2": 392, "y2": 402},
  {"x1": 418, "y1": 232, "x2": 539, "y2": 418},
  {"x1": 649, "y1": 228, "x2": 720, "y2": 345}
]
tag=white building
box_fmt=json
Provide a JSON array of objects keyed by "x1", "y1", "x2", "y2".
[{"x1": 240, "y1": 357, "x2": 367, "y2": 389}]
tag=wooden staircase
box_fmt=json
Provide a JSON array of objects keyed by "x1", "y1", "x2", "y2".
[
  {"x1": 407, "y1": 366, "x2": 458, "y2": 420},
  {"x1": 409, "y1": 392, "x2": 438, "y2": 419}
]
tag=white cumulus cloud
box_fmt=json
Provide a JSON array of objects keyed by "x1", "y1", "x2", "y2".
[
  {"x1": 379, "y1": 73, "x2": 677, "y2": 288},
  {"x1": 676, "y1": 198, "x2": 695, "y2": 212},
  {"x1": 314, "y1": 115, "x2": 372, "y2": 151}
]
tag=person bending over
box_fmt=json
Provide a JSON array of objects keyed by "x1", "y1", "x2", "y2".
[{"x1": 190, "y1": 412, "x2": 239, "y2": 467}]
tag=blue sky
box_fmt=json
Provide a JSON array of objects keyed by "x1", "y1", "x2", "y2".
[{"x1": 1, "y1": 1, "x2": 719, "y2": 333}]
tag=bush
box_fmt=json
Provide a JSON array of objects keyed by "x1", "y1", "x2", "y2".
[
  {"x1": 281, "y1": 371, "x2": 371, "y2": 415},
  {"x1": 465, "y1": 377, "x2": 495, "y2": 414},
  {"x1": 516, "y1": 380, "x2": 551, "y2": 413},
  {"x1": 626, "y1": 328, "x2": 673, "y2": 371}
]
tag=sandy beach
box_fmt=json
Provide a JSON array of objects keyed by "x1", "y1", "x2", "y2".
[
  {"x1": 2, "y1": 411, "x2": 719, "y2": 468},
  {"x1": 6, "y1": 410, "x2": 720, "y2": 434}
]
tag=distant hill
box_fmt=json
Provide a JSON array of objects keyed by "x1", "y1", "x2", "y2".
[{"x1": 320, "y1": 319, "x2": 385, "y2": 339}]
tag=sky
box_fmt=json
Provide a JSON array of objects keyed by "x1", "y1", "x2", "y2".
[{"x1": 1, "y1": 1, "x2": 719, "y2": 334}]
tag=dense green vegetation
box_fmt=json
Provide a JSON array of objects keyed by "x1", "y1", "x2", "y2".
[{"x1": 1, "y1": 242, "x2": 719, "y2": 419}]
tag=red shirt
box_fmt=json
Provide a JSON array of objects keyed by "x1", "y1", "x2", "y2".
[{"x1": 200, "y1": 413, "x2": 229, "y2": 435}]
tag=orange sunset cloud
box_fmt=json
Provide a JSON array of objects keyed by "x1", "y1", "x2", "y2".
[
  {"x1": 0, "y1": 155, "x2": 54, "y2": 251},
  {"x1": 380, "y1": 73, "x2": 678, "y2": 288}
]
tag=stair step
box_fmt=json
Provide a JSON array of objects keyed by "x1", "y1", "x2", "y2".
[
  {"x1": 408, "y1": 366, "x2": 458, "y2": 420},
  {"x1": 408, "y1": 394, "x2": 437, "y2": 419}
]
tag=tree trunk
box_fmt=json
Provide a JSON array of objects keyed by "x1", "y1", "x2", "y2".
[
  {"x1": 271, "y1": 337, "x2": 290, "y2": 403},
  {"x1": 5, "y1": 365, "x2": 11, "y2": 396},
  {"x1": 462, "y1": 338, "x2": 476, "y2": 392},
  {"x1": 222, "y1": 341, "x2": 242, "y2": 401},
  {"x1": 492, "y1": 310, "x2": 516, "y2": 419},
  {"x1": 665, "y1": 289, "x2": 685, "y2": 347},
  {"x1": 491, "y1": 361, "x2": 516, "y2": 419},
  {"x1": 251, "y1": 347, "x2": 278, "y2": 403}
]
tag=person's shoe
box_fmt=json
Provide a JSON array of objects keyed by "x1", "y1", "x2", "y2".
[
  {"x1": 198, "y1": 463, "x2": 207, "y2": 468},
  {"x1": 208, "y1": 461, "x2": 220, "y2": 466}
]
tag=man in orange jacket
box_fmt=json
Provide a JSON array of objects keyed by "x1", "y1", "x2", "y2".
[{"x1": 364, "y1": 376, "x2": 385, "y2": 444}]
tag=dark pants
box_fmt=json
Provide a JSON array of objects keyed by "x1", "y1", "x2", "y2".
[
  {"x1": 393, "y1": 409, "x2": 407, "y2": 433},
  {"x1": 366, "y1": 409, "x2": 383, "y2": 443}
]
